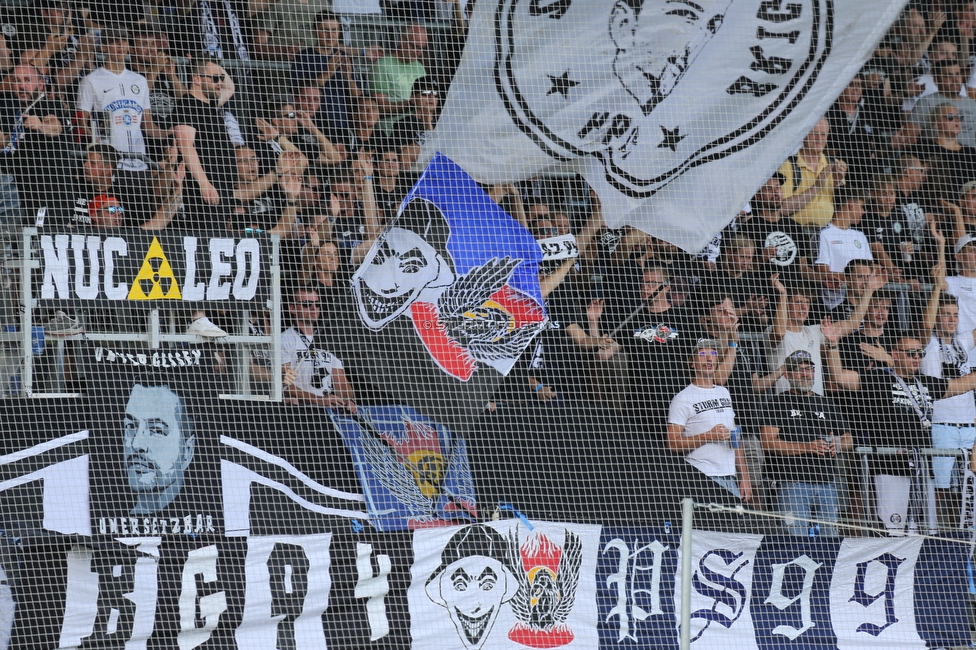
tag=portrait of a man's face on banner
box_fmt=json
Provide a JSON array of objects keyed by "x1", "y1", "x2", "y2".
[
  {"x1": 124, "y1": 383, "x2": 195, "y2": 515},
  {"x1": 83, "y1": 342, "x2": 223, "y2": 537}
]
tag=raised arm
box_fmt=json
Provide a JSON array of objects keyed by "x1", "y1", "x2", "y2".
[
  {"x1": 780, "y1": 165, "x2": 832, "y2": 217},
  {"x1": 833, "y1": 268, "x2": 886, "y2": 339},
  {"x1": 298, "y1": 111, "x2": 344, "y2": 165},
  {"x1": 769, "y1": 273, "x2": 788, "y2": 343},
  {"x1": 712, "y1": 327, "x2": 740, "y2": 388},
  {"x1": 539, "y1": 258, "x2": 575, "y2": 299},
  {"x1": 923, "y1": 261, "x2": 946, "y2": 337},
  {"x1": 824, "y1": 342, "x2": 861, "y2": 392},
  {"x1": 349, "y1": 151, "x2": 381, "y2": 268},
  {"x1": 141, "y1": 163, "x2": 185, "y2": 231}
]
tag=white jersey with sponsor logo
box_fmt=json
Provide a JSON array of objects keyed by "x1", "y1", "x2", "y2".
[
  {"x1": 77, "y1": 67, "x2": 150, "y2": 171},
  {"x1": 814, "y1": 223, "x2": 873, "y2": 273}
]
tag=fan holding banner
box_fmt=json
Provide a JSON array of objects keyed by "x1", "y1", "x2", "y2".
[{"x1": 335, "y1": 153, "x2": 547, "y2": 421}]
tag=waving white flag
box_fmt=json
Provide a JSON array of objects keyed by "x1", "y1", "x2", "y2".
[{"x1": 423, "y1": 0, "x2": 908, "y2": 252}]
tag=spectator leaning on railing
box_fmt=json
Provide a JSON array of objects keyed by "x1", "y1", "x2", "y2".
[{"x1": 761, "y1": 350, "x2": 853, "y2": 537}]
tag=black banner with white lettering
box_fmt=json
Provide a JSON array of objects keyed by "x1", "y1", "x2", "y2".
[
  {"x1": 0, "y1": 396, "x2": 970, "y2": 649},
  {"x1": 33, "y1": 231, "x2": 271, "y2": 305}
]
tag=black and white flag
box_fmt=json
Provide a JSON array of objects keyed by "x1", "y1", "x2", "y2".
[{"x1": 425, "y1": 0, "x2": 907, "y2": 252}]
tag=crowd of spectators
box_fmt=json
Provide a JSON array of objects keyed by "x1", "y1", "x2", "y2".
[{"x1": 7, "y1": 1, "x2": 976, "y2": 535}]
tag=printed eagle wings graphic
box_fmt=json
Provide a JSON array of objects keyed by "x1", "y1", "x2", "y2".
[
  {"x1": 437, "y1": 256, "x2": 544, "y2": 362},
  {"x1": 507, "y1": 528, "x2": 583, "y2": 629},
  {"x1": 359, "y1": 419, "x2": 470, "y2": 518}
]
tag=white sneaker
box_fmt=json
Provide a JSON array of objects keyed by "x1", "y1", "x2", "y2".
[
  {"x1": 46, "y1": 310, "x2": 84, "y2": 336},
  {"x1": 186, "y1": 316, "x2": 228, "y2": 338}
]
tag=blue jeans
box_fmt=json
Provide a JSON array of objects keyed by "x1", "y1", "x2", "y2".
[
  {"x1": 779, "y1": 481, "x2": 839, "y2": 537},
  {"x1": 931, "y1": 423, "x2": 976, "y2": 488}
]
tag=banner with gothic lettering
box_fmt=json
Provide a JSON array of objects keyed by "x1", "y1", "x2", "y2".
[{"x1": 594, "y1": 528, "x2": 970, "y2": 650}]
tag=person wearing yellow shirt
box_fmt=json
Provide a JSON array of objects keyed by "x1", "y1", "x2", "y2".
[{"x1": 778, "y1": 117, "x2": 849, "y2": 228}]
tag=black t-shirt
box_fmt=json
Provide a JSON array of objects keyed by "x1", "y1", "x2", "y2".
[
  {"x1": 825, "y1": 101, "x2": 879, "y2": 186},
  {"x1": 737, "y1": 215, "x2": 812, "y2": 283},
  {"x1": 702, "y1": 271, "x2": 772, "y2": 333},
  {"x1": 69, "y1": 178, "x2": 153, "y2": 228},
  {"x1": 764, "y1": 391, "x2": 850, "y2": 484},
  {"x1": 863, "y1": 197, "x2": 933, "y2": 280},
  {"x1": 388, "y1": 114, "x2": 429, "y2": 149},
  {"x1": 861, "y1": 368, "x2": 948, "y2": 475},
  {"x1": 173, "y1": 95, "x2": 238, "y2": 206},
  {"x1": 917, "y1": 142, "x2": 976, "y2": 202},
  {"x1": 334, "y1": 211, "x2": 366, "y2": 249},
  {"x1": 624, "y1": 306, "x2": 694, "y2": 428},
  {"x1": 337, "y1": 128, "x2": 382, "y2": 158},
  {"x1": 291, "y1": 127, "x2": 328, "y2": 166},
  {"x1": 236, "y1": 187, "x2": 284, "y2": 233},
  {"x1": 536, "y1": 283, "x2": 588, "y2": 398},
  {"x1": 374, "y1": 181, "x2": 407, "y2": 224},
  {"x1": 840, "y1": 328, "x2": 895, "y2": 377},
  {"x1": 0, "y1": 95, "x2": 70, "y2": 221}
]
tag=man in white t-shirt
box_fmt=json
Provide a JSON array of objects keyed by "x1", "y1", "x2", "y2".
[
  {"x1": 922, "y1": 277, "x2": 976, "y2": 523},
  {"x1": 947, "y1": 233, "x2": 976, "y2": 333},
  {"x1": 76, "y1": 29, "x2": 162, "y2": 173},
  {"x1": 814, "y1": 185, "x2": 873, "y2": 280},
  {"x1": 667, "y1": 339, "x2": 752, "y2": 524},
  {"x1": 281, "y1": 286, "x2": 357, "y2": 412}
]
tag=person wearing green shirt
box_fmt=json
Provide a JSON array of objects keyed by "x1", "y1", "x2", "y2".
[{"x1": 370, "y1": 23, "x2": 427, "y2": 134}]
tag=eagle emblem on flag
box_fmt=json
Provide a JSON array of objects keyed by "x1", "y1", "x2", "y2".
[{"x1": 352, "y1": 156, "x2": 548, "y2": 381}]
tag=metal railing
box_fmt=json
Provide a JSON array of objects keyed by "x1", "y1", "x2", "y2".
[
  {"x1": 1, "y1": 227, "x2": 282, "y2": 401},
  {"x1": 854, "y1": 446, "x2": 972, "y2": 534}
]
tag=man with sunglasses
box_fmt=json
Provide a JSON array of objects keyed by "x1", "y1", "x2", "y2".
[
  {"x1": 828, "y1": 333, "x2": 976, "y2": 532},
  {"x1": 281, "y1": 285, "x2": 357, "y2": 412},
  {"x1": 172, "y1": 60, "x2": 238, "y2": 229},
  {"x1": 70, "y1": 143, "x2": 184, "y2": 230},
  {"x1": 761, "y1": 350, "x2": 852, "y2": 536},
  {"x1": 666, "y1": 339, "x2": 752, "y2": 530}
]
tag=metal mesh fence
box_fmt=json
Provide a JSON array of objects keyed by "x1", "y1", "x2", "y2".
[{"x1": 1, "y1": 1, "x2": 975, "y2": 649}]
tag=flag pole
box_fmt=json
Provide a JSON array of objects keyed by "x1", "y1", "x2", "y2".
[
  {"x1": 680, "y1": 497, "x2": 694, "y2": 650},
  {"x1": 608, "y1": 279, "x2": 670, "y2": 338}
]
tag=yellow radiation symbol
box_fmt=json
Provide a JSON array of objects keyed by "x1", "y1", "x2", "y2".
[
  {"x1": 406, "y1": 450, "x2": 445, "y2": 499},
  {"x1": 128, "y1": 237, "x2": 182, "y2": 300}
]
